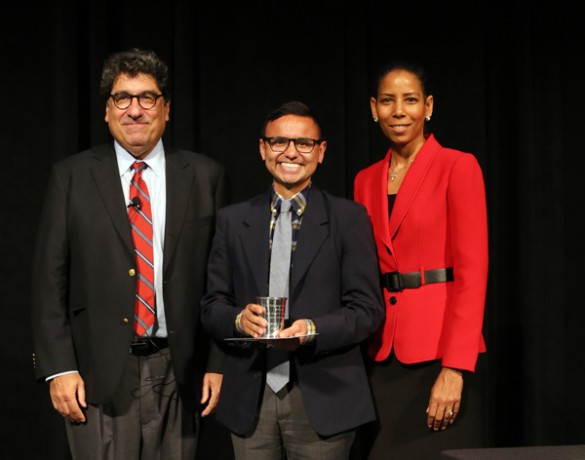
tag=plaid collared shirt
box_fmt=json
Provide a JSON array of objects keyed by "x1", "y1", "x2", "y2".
[{"x1": 269, "y1": 184, "x2": 310, "y2": 253}]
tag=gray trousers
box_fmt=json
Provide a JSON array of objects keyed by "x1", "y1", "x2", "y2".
[
  {"x1": 231, "y1": 382, "x2": 355, "y2": 460},
  {"x1": 65, "y1": 348, "x2": 198, "y2": 460}
]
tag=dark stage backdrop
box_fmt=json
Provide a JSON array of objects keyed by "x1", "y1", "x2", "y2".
[{"x1": 2, "y1": 1, "x2": 584, "y2": 459}]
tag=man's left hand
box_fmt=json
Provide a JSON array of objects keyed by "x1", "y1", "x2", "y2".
[{"x1": 200, "y1": 372, "x2": 222, "y2": 417}]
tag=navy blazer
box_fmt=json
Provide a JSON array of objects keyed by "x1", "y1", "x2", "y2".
[
  {"x1": 31, "y1": 143, "x2": 228, "y2": 412},
  {"x1": 201, "y1": 186, "x2": 384, "y2": 436}
]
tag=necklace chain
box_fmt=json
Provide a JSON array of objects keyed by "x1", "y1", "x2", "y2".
[{"x1": 390, "y1": 156, "x2": 415, "y2": 181}]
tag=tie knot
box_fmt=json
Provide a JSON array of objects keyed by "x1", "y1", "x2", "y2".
[
  {"x1": 279, "y1": 199, "x2": 292, "y2": 214},
  {"x1": 132, "y1": 161, "x2": 147, "y2": 173}
]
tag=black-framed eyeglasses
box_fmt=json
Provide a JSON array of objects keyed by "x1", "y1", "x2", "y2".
[
  {"x1": 262, "y1": 136, "x2": 323, "y2": 154},
  {"x1": 109, "y1": 91, "x2": 163, "y2": 110}
]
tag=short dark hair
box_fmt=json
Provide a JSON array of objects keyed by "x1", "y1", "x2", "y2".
[
  {"x1": 372, "y1": 60, "x2": 431, "y2": 99},
  {"x1": 260, "y1": 100, "x2": 323, "y2": 138},
  {"x1": 99, "y1": 48, "x2": 170, "y2": 102}
]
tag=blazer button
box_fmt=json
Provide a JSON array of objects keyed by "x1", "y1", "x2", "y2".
[
  {"x1": 129, "y1": 269, "x2": 136, "y2": 276},
  {"x1": 122, "y1": 317, "x2": 129, "y2": 324},
  {"x1": 389, "y1": 296, "x2": 397, "y2": 305}
]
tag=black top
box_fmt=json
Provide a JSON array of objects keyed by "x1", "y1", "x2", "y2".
[{"x1": 388, "y1": 194, "x2": 397, "y2": 218}]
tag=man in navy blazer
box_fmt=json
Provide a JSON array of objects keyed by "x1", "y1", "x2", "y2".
[
  {"x1": 31, "y1": 48, "x2": 228, "y2": 459},
  {"x1": 201, "y1": 101, "x2": 384, "y2": 459}
]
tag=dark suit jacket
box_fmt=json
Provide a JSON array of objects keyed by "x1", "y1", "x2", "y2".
[
  {"x1": 201, "y1": 186, "x2": 384, "y2": 437},
  {"x1": 31, "y1": 143, "x2": 228, "y2": 412},
  {"x1": 354, "y1": 134, "x2": 488, "y2": 372}
]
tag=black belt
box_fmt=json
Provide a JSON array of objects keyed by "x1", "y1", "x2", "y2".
[
  {"x1": 130, "y1": 337, "x2": 169, "y2": 356},
  {"x1": 380, "y1": 268, "x2": 454, "y2": 292}
]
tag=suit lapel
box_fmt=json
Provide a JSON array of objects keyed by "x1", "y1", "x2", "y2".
[
  {"x1": 241, "y1": 193, "x2": 272, "y2": 297},
  {"x1": 239, "y1": 187, "x2": 330, "y2": 304},
  {"x1": 289, "y1": 188, "x2": 328, "y2": 303},
  {"x1": 388, "y1": 134, "x2": 441, "y2": 239},
  {"x1": 91, "y1": 144, "x2": 134, "y2": 255},
  {"x1": 163, "y1": 149, "x2": 193, "y2": 273},
  {"x1": 370, "y1": 151, "x2": 394, "y2": 254}
]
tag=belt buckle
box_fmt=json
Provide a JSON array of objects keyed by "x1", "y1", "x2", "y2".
[
  {"x1": 130, "y1": 339, "x2": 151, "y2": 356},
  {"x1": 385, "y1": 271, "x2": 403, "y2": 292}
]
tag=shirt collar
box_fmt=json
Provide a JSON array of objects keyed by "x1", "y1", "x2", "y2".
[
  {"x1": 115, "y1": 139, "x2": 165, "y2": 178},
  {"x1": 270, "y1": 184, "x2": 311, "y2": 218}
]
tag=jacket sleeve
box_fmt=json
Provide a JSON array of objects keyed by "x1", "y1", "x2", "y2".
[
  {"x1": 310, "y1": 201, "x2": 385, "y2": 352},
  {"x1": 31, "y1": 164, "x2": 78, "y2": 380},
  {"x1": 441, "y1": 154, "x2": 489, "y2": 371}
]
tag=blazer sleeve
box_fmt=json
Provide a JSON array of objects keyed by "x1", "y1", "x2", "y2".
[
  {"x1": 200, "y1": 208, "x2": 241, "y2": 341},
  {"x1": 30, "y1": 164, "x2": 77, "y2": 380},
  {"x1": 204, "y1": 166, "x2": 230, "y2": 373},
  {"x1": 441, "y1": 153, "x2": 489, "y2": 370},
  {"x1": 309, "y1": 200, "x2": 385, "y2": 352}
]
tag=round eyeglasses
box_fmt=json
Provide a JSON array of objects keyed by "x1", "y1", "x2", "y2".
[
  {"x1": 262, "y1": 136, "x2": 322, "y2": 154},
  {"x1": 109, "y1": 91, "x2": 163, "y2": 110}
]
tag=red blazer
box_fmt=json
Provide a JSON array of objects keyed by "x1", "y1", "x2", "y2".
[{"x1": 354, "y1": 134, "x2": 488, "y2": 372}]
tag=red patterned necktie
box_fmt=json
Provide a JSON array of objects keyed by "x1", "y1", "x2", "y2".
[{"x1": 129, "y1": 161, "x2": 156, "y2": 336}]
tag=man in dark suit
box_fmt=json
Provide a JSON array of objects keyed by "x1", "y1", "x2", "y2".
[
  {"x1": 201, "y1": 101, "x2": 384, "y2": 459},
  {"x1": 31, "y1": 48, "x2": 228, "y2": 459}
]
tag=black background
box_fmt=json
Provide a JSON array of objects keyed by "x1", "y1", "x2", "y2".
[{"x1": 2, "y1": 1, "x2": 584, "y2": 458}]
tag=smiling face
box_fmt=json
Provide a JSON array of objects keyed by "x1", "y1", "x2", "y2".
[
  {"x1": 371, "y1": 68, "x2": 433, "y2": 153},
  {"x1": 105, "y1": 72, "x2": 170, "y2": 159},
  {"x1": 259, "y1": 115, "x2": 326, "y2": 198}
]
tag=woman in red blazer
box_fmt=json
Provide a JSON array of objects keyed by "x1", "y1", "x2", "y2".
[{"x1": 353, "y1": 61, "x2": 489, "y2": 459}]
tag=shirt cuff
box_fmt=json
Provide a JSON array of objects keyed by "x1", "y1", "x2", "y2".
[{"x1": 45, "y1": 370, "x2": 79, "y2": 382}]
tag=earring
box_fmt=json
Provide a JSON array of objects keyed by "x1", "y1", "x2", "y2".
[
  {"x1": 425, "y1": 116, "x2": 431, "y2": 121},
  {"x1": 373, "y1": 117, "x2": 379, "y2": 123}
]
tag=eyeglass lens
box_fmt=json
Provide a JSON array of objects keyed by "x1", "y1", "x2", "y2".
[
  {"x1": 111, "y1": 92, "x2": 159, "y2": 109},
  {"x1": 268, "y1": 137, "x2": 316, "y2": 153}
]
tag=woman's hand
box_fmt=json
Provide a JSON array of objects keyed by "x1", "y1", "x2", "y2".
[{"x1": 426, "y1": 367, "x2": 463, "y2": 431}]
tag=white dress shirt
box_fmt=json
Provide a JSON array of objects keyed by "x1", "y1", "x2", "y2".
[{"x1": 115, "y1": 140, "x2": 168, "y2": 337}]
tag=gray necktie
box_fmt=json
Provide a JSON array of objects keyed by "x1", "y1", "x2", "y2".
[{"x1": 266, "y1": 199, "x2": 292, "y2": 393}]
